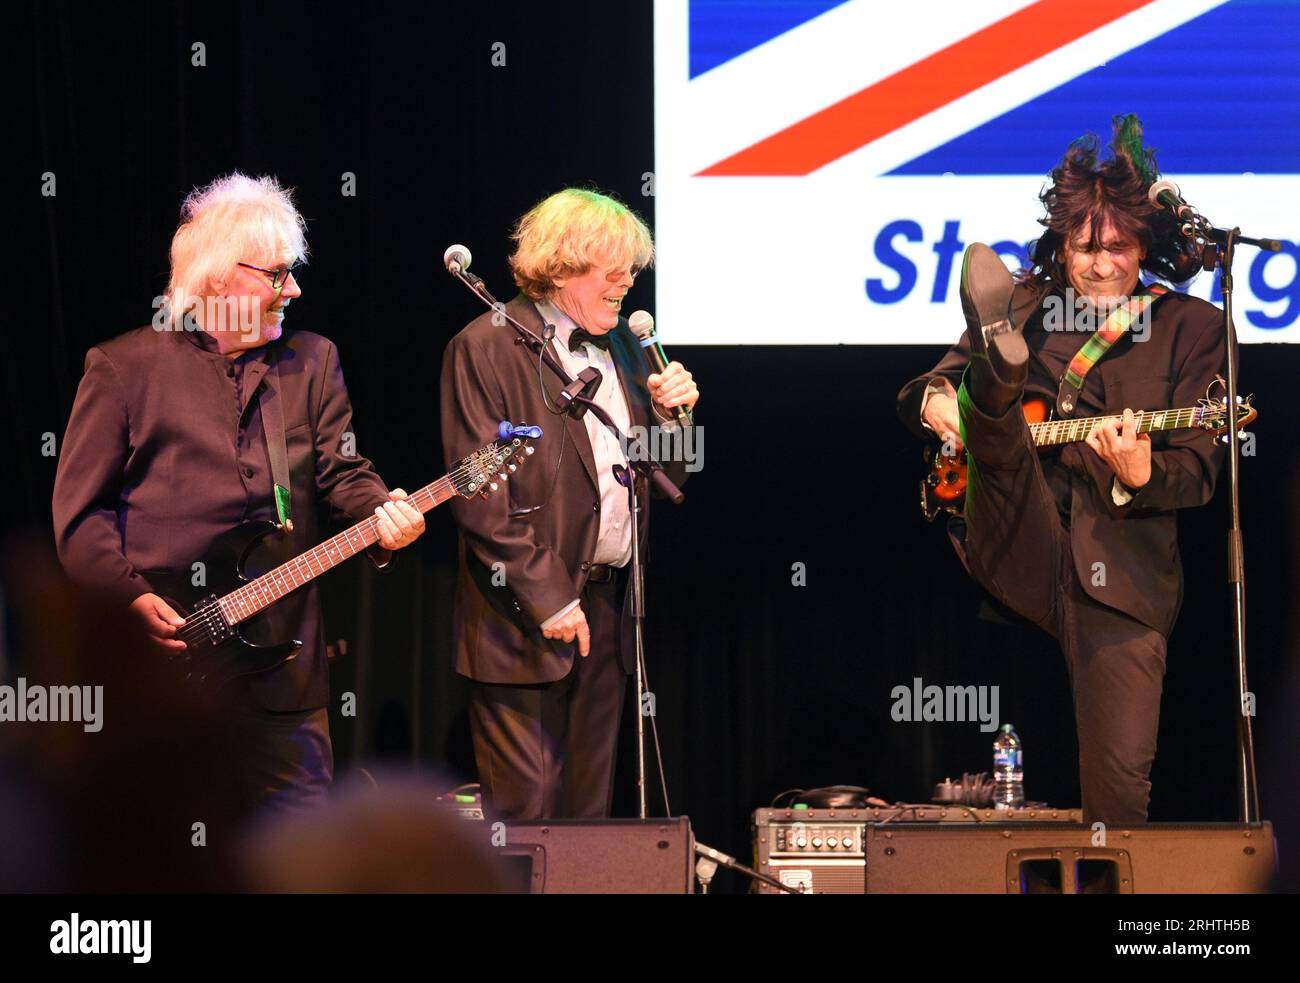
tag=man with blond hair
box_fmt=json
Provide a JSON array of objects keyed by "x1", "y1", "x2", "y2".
[
  {"x1": 441, "y1": 188, "x2": 700, "y2": 819},
  {"x1": 53, "y1": 172, "x2": 424, "y2": 813}
]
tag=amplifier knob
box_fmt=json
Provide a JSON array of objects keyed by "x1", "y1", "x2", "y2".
[
  {"x1": 795, "y1": 836, "x2": 807, "y2": 848},
  {"x1": 811, "y1": 837, "x2": 823, "y2": 848},
  {"x1": 843, "y1": 836, "x2": 854, "y2": 848},
  {"x1": 827, "y1": 836, "x2": 838, "y2": 848}
]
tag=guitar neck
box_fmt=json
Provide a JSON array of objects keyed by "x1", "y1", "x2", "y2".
[
  {"x1": 1030, "y1": 406, "x2": 1203, "y2": 448},
  {"x1": 217, "y1": 476, "x2": 460, "y2": 625}
]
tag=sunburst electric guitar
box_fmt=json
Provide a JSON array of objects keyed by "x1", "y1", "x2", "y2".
[{"x1": 919, "y1": 385, "x2": 1256, "y2": 521}]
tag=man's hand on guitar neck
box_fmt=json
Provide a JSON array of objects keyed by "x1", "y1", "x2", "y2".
[
  {"x1": 374, "y1": 488, "x2": 426, "y2": 551},
  {"x1": 129, "y1": 592, "x2": 187, "y2": 654},
  {"x1": 1085, "y1": 408, "x2": 1152, "y2": 491}
]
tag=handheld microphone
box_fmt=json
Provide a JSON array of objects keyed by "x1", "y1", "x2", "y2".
[{"x1": 627, "y1": 310, "x2": 691, "y2": 428}]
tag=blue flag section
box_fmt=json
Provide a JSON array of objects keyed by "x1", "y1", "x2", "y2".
[
  {"x1": 891, "y1": 0, "x2": 1300, "y2": 175},
  {"x1": 688, "y1": 0, "x2": 849, "y2": 77}
]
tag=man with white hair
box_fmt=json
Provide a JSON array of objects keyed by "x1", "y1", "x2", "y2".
[
  {"x1": 441, "y1": 188, "x2": 700, "y2": 819},
  {"x1": 53, "y1": 172, "x2": 425, "y2": 813}
]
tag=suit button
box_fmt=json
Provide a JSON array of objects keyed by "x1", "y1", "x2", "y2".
[
  {"x1": 580, "y1": 560, "x2": 591, "y2": 572},
  {"x1": 592, "y1": 501, "x2": 600, "y2": 512}
]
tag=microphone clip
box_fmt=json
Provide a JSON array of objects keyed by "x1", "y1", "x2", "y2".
[{"x1": 555, "y1": 366, "x2": 602, "y2": 419}]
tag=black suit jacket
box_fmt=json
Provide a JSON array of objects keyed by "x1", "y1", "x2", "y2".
[
  {"x1": 52, "y1": 326, "x2": 393, "y2": 710},
  {"x1": 897, "y1": 284, "x2": 1230, "y2": 636},
  {"x1": 440, "y1": 295, "x2": 689, "y2": 685}
]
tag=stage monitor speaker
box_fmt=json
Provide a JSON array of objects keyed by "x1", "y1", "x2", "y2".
[
  {"x1": 495, "y1": 818, "x2": 694, "y2": 894},
  {"x1": 864, "y1": 822, "x2": 1276, "y2": 893},
  {"x1": 753, "y1": 806, "x2": 1084, "y2": 894}
]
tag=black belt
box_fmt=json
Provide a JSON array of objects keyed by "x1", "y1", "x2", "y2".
[{"x1": 586, "y1": 563, "x2": 623, "y2": 584}]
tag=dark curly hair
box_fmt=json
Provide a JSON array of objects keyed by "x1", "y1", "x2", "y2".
[{"x1": 1019, "y1": 114, "x2": 1202, "y2": 292}]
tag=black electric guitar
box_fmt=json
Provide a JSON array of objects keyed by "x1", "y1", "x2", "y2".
[
  {"x1": 155, "y1": 423, "x2": 540, "y2": 691},
  {"x1": 919, "y1": 386, "x2": 1256, "y2": 521}
]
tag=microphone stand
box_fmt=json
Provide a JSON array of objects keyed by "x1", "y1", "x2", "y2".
[
  {"x1": 1191, "y1": 217, "x2": 1280, "y2": 824},
  {"x1": 693, "y1": 841, "x2": 803, "y2": 894},
  {"x1": 450, "y1": 267, "x2": 686, "y2": 820},
  {"x1": 613, "y1": 463, "x2": 648, "y2": 818}
]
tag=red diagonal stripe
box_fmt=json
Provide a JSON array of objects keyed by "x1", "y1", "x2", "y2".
[{"x1": 696, "y1": 0, "x2": 1155, "y2": 176}]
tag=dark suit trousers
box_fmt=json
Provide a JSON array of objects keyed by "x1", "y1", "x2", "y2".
[
  {"x1": 467, "y1": 569, "x2": 629, "y2": 820},
  {"x1": 224, "y1": 682, "x2": 334, "y2": 817},
  {"x1": 956, "y1": 385, "x2": 1167, "y2": 826}
]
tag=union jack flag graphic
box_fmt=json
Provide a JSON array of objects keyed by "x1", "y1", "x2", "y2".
[{"x1": 654, "y1": 0, "x2": 1300, "y2": 344}]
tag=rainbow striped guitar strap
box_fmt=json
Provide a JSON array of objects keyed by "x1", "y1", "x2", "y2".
[{"x1": 1056, "y1": 283, "x2": 1170, "y2": 417}]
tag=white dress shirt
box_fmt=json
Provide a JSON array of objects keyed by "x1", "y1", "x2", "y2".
[{"x1": 535, "y1": 300, "x2": 635, "y2": 629}]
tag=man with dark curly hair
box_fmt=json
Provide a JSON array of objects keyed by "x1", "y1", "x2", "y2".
[{"x1": 897, "y1": 116, "x2": 1230, "y2": 824}]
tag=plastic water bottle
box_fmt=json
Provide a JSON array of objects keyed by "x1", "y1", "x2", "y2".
[{"x1": 992, "y1": 723, "x2": 1023, "y2": 809}]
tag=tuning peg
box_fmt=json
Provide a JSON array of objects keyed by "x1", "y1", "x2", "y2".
[
  {"x1": 507, "y1": 463, "x2": 517, "y2": 473},
  {"x1": 525, "y1": 446, "x2": 535, "y2": 456},
  {"x1": 489, "y1": 481, "x2": 499, "y2": 492},
  {"x1": 497, "y1": 472, "x2": 508, "y2": 481}
]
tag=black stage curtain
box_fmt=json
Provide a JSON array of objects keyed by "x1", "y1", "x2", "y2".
[{"x1": 8, "y1": 1, "x2": 1298, "y2": 887}]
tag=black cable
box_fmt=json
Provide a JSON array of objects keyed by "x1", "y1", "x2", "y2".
[
  {"x1": 510, "y1": 317, "x2": 570, "y2": 518},
  {"x1": 638, "y1": 650, "x2": 673, "y2": 817}
]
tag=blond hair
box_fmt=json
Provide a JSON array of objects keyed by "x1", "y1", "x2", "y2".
[
  {"x1": 164, "y1": 172, "x2": 307, "y2": 319},
  {"x1": 509, "y1": 188, "x2": 654, "y2": 300}
]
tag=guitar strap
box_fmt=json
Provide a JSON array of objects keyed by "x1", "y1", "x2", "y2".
[
  {"x1": 258, "y1": 359, "x2": 294, "y2": 532},
  {"x1": 1055, "y1": 283, "x2": 1169, "y2": 417}
]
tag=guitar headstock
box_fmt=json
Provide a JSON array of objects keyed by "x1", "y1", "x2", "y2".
[
  {"x1": 452, "y1": 422, "x2": 541, "y2": 500},
  {"x1": 1196, "y1": 383, "x2": 1258, "y2": 437}
]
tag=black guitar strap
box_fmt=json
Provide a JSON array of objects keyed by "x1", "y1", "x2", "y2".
[{"x1": 258, "y1": 360, "x2": 294, "y2": 532}]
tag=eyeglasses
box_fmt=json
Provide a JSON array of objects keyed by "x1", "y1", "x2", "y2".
[
  {"x1": 238, "y1": 261, "x2": 303, "y2": 289},
  {"x1": 604, "y1": 265, "x2": 642, "y2": 282}
]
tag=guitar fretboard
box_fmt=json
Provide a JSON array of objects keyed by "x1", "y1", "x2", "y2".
[
  {"x1": 1030, "y1": 406, "x2": 1204, "y2": 448},
  {"x1": 216, "y1": 476, "x2": 460, "y2": 626}
]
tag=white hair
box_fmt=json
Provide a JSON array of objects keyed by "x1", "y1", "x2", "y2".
[{"x1": 163, "y1": 172, "x2": 307, "y2": 319}]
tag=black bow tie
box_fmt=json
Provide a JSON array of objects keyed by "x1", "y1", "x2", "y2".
[{"x1": 567, "y1": 327, "x2": 612, "y2": 354}]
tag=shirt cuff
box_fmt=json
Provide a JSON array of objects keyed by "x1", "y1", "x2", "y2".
[
  {"x1": 919, "y1": 378, "x2": 950, "y2": 433},
  {"x1": 540, "y1": 598, "x2": 580, "y2": 631},
  {"x1": 1111, "y1": 477, "x2": 1136, "y2": 507}
]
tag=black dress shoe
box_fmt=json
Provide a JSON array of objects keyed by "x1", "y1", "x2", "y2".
[{"x1": 959, "y1": 243, "x2": 1026, "y2": 416}]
